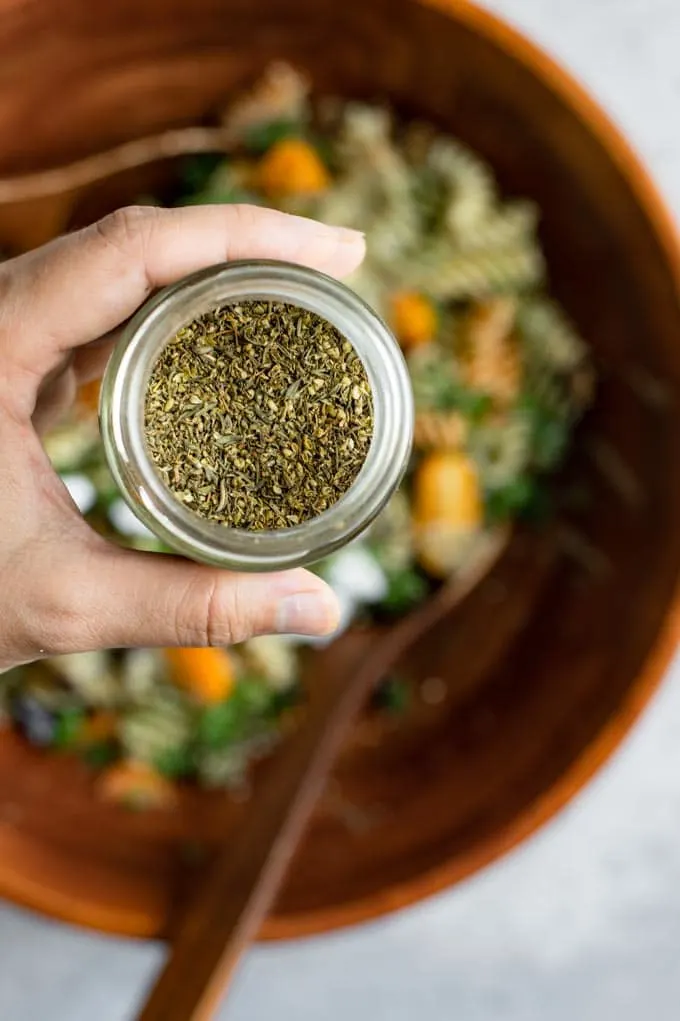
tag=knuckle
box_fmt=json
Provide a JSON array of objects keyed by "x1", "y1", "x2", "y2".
[
  {"x1": 226, "y1": 203, "x2": 260, "y2": 238},
  {"x1": 93, "y1": 205, "x2": 159, "y2": 255},
  {"x1": 172, "y1": 575, "x2": 219, "y2": 647},
  {"x1": 172, "y1": 574, "x2": 258, "y2": 648},
  {"x1": 215, "y1": 577, "x2": 254, "y2": 645},
  {"x1": 205, "y1": 576, "x2": 228, "y2": 646}
]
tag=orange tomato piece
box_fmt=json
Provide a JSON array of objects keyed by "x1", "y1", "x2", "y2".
[
  {"x1": 98, "y1": 761, "x2": 176, "y2": 809},
  {"x1": 414, "y1": 450, "x2": 482, "y2": 529},
  {"x1": 413, "y1": 451, "x2": 483, "y2": 578},
  {"x1": 390, "y1": 292, "x2": 438, "y2": 350},
  {"x1": 163, "y1": 647, "x2": 236, "y2": 704},
  {"x1": 256, "y1": 138, "x2": 330, "y2": 197}
]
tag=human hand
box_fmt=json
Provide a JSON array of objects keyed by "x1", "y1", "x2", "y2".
[{"x1": 0, "y1": 204, "x2": 365, "y2": 671}]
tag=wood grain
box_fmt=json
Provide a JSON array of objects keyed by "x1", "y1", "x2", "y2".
[{"x1": 0, "y1": 0, "x2": 678, "y2": 944}]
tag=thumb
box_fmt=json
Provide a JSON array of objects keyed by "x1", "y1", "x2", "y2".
[{"x1": 57, "y1": 547, "x2": 340, "y2": 652}]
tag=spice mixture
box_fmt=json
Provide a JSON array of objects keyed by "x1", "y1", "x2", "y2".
[{"x1": 145, "y1": 301, "x2": 373, "y2": 529}]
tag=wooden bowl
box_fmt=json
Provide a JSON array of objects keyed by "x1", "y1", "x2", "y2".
[{"x1": 0, "y1": 0, "x2": 679, "y2": 941}]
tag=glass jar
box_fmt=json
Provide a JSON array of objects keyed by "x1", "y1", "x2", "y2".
[{"x1": 100, "y1": 260, "x2": 414, "y2": 572}]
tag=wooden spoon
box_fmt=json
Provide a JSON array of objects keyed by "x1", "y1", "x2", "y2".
[{"x1": 137, "y1": 526, "x2": 543, "y2": 1021}]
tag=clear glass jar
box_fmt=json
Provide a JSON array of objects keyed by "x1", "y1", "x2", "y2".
[{"x1": 100, "y1": 260, "x2": 414, "y2": 572}]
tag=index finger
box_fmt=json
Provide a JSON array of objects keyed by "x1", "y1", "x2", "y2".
[{"x1": 0, "y1": 204, "x2": 365, "y2": 379}]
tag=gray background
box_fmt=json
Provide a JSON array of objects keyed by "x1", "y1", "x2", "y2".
[{"x1": 3, "y1": 0, "x2": 680, "y2": 1018}]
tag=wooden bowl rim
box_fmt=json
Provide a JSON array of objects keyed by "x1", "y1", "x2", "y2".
[{"x1": 1, "y1": 0, "x2": 680, "y2": 942}]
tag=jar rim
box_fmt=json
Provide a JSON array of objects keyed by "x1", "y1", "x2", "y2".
[{"x1": 100, "y1": 260, "x2": 414, "y2": 571}]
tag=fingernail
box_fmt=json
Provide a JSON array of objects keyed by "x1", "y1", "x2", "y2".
[
  {"x1": 295, "y1": 213, "x2": 364, "y2": 244},
  {"x1": 276, "y1": 590, "x2": 340, "y2": 636},
  {"x1": 313, "y1": 221, "x2": 364, "y2": 244},
  {"x1": 335, "y1": 227, "x2": 365, "y2": 243}
]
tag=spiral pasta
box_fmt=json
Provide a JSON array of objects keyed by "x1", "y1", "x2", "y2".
[
  {"x1": 426, "y1": 137, "x2": 497, "y2": 237},
  {"x1": 518, "y1": 297, "x2": 588, "y2": 374},
  {"x1": 414, "y1": 410, "x2": 467, "y2": 450},
  {"x1": 120, "y1": 694, "x2": 193, "y2": 766},
  {"x1": 408, "y1": 345, "x2": 462, "y2": 412},
  {"x1": 409, "y1": 244, "x2": 545, "y2": 301},
  {"x1": 220, "y1": 62, "x2": 312, "y2": 147},
  {"x1": 51, "y1": 652, "x2": 122, "y2": 708},
  {"x1": 468, "y1": 414, "x2": 533, "y2": 490},
  {"x1": 453, "y1": 201, "x2": 538, "y2": 254},
  {"x1": 461, "y1": 296, "x2": 521, "y2": 404},
  {"x1": 242, "y1": 636, "x2": 299, "y2": 691},
  {"x1": 367, "y1": 490, "x2": 414, "y2": 573},
  {"x1": 307, "y1": 104, "x2": 420, "y2": 267},
  {"x1": 197, "y1": 732, "x2": 279, "y2": 789}
]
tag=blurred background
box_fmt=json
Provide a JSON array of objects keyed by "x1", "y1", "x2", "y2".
[{"x1": 2, "y1": 0, "x2": 680, "y2": 1018}]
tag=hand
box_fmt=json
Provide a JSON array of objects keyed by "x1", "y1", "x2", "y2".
[{"x1": 0, "y1": 204, "x2": 365, "y2": 671}]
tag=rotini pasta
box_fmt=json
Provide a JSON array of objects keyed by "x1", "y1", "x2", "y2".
[
  {"x1": 120, "y1": 695, "x2": 193, "y2": 766},
  {"x1": 367, "y1": 490, "x2": 414, "y2": 573},
  {"x1": 426, "y1": 137, "x2": 497, "y2": 237},
  {"x1": 414, "y1": 410, "x2": 467, "y2": 450},
  {"x1": 518, "y1": 297, "x2": 588, "y2": 373},
  {"x1": 51, "y1": 652, "x2": 122, "y2": 708},
  {"x1": 197, "y1": 732, "x2": 279, "y2": 789},
  {"x1": 453, "y1": 201, "x2": 538, "y2": 254},
  {"x1": 460, "y1": 296, "x2": 521, "y2": 404},
  {"x1": 409, "y1": 243, "x2": 545, "y2": 301},
  {"x1": 242, "y1": 635, "x2": 299, "y2": 691},
  {"x1": 468, "y1": 414, "x2": 533, "y2": 490},
  {"x1": 220, "y1": 61, "x2": 311, "y2": 147},
  {"x1": 523, "y1": 361, "x2": 580, "y2": 420}
]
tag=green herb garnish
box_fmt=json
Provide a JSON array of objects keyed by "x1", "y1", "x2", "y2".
[
  {"x1": 380, "y1": 566, "x2": 429, "y2": 614},
  {"x1": 82, "y1": 740, "x2": 119, "y2": 770},
  {"x1": 371, "y1": 676, "x2": 410, "y2": 715},
  {"x1": 244, "y1": 119, "x2": 302, "y2": 154},
  {"x1": 154, "y1": 744, "x2": 196, "y2": 779},
  {"x1": 53, "y1": 707, "x2": 86, "y2": 749},
  {"x1": 180, "y1": 154, "x2": 224, "y2": 195},
  {"x1": 485, "y1": 476, "x2": 550, "y2": 523},
  {"x1": 412, "y1": 353, "x2": 491, "y2": 422},
  {"x1": 519, "y1": 393, "x2": 569, "y2": 470},
  {"x1": 197, "y1": 680, "x2": 275, "y2": 750}
]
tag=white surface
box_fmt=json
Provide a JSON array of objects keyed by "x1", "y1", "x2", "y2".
[{"x1": 3, "y1": 1, "x2": 680, "y2": 1018}]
